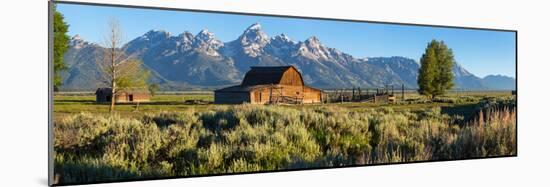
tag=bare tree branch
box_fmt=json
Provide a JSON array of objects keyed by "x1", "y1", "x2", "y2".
[{"x1": 96, "y1": 18, "x2": 149, "y2": 112}]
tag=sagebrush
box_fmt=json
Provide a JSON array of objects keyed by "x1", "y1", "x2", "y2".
[{"x1": 54, "y1": 101, "x2": 516, "y2": 184}]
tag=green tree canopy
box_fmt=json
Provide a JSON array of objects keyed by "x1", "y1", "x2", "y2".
[
  {"x1": 53, "y1": 7, "x2": 70, "y2": 91},
  {"x1": 148, "y1": 83, "x2": 160, "y2": 97},
  {"x1": 417, "y1": 40, "x2": 455, "y2": 99},
  {"x1": 113, "y1": 59, "x2": 150, "y2": 91}
]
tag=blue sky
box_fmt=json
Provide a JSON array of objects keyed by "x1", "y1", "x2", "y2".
[{"x1": 57, "y1": 3, "x2": 516, "y2": 78}]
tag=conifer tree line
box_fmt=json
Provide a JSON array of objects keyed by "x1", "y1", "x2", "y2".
[{"x1": 417, "y1": 40, "x2": 455, "y2": 99}]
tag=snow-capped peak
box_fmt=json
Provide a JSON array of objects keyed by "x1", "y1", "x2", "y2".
[
  {"x1": 178, "y1": 31, "x2": 194, "y2": 42},
  {"x1": 145, "y1": 29, "x2": 170, "y2": 36},
  {"x1": 295, "y1": 36, "x2": 335, "y2": 61},
  {"x1": 246, "y1": 22, "x2": 262, "y2": 31},
  {"x1": 179, "y1": 31, "x2": 193, "y2": 37},
  {"x1": 196, "y1": 29, "x2": 215, "y2": 41},
  {"x1": 236, "y1": 23, "x2": 270, "y2": 57},
  {"x1": 303, "y1": 36, "x2": 327, "y2": 52},
  {"x1": 305, "y1": 36, "x2": 322, "y2": 46},
  {"x1": 240, "y1": 23, "x2": 269, "y2": 42},
  {"x1": 174, "y1": 31, "x2": 195, "y2": 51},
  {"x1": 71, "y1": 34, "x2": 83, "y2": 41},
  {"x1": 192, "y1": 29, "x2": 223, "y2": 56},
  {"x1": 272, "y1": 34, "x2": 294, "y2": 44},
  {"x1": 138, "y1": 29, "x2": 171, "y2": 42},
  {"x1": 69, "y1": 34, "x2": 88, "y2": 49}
]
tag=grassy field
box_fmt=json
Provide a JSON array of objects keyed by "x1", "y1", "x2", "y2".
[
  {"x1": 53, "y1": 91, "x2": 516, "y2": 185},
  {"x1": 54, "y1": 91, "x2": 513, "y2": 119},
  {"x1": 54, "y1": 94, "x2": 214, "y2": 120}
]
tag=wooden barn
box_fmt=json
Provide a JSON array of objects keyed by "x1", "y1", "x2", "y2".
[
  {"x1": 214, "y1": 66, "x2": 323, "y2": 104},
  {"x1": 95, "y1": 87, "x2": 151, "y2": 103}
]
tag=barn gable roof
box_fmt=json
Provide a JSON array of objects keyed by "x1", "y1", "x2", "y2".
[
  {"x1": 214, "y1": 84, "x2": 271, "y2": 93},
  {"x1": 95, "y1": 87, "x2": 112, "y2": 95},
  {"x1": 214, "y1": 84, "x2": 322, "y2": 93},
  {"x1": 241, "y1": 66, "x2": 304, "y2": 86}
]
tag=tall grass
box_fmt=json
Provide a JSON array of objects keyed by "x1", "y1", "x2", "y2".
[{"x1": 54, "y1": 101, "x2": 516, "y2": 184}]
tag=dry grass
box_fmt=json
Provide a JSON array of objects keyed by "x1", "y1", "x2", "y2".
[{"x1": 53, "y1": 97, "x2": 516, "y2": 184}]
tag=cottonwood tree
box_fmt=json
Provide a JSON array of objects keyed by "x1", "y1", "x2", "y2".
[
  {"x1": 417, "y1": 40, "x2": 455, "y2": 100},
  {"x1": 97, "y1": 18, "x2": 149, "y2": 112},
  {"x1": 53, "y1": 6, "x2": 69, "y2": 91},
  {"x1": 148, "y1": 83, "x2": 159, "y2": 97}
]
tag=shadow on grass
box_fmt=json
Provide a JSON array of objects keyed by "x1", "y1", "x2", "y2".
[
  {"x1": 441, "y1": 103, "x2": 479, "y2": 123},
  {"x1": 54, "y1": 160, "x2": 142, "y2": 185},
  {"x1": 55, "y1": 100, "x2": 210, "y2": 106},
  {"x1": 55, "y1": 99, "x2": 97, "y2": 104},
  {"x1": 139, "y1": 101, "x2": 196, "y2": 105}
]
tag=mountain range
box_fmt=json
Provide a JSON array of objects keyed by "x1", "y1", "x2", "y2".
[{"x1": 61, "y1": 23, "x2": 515, "y2": 91}]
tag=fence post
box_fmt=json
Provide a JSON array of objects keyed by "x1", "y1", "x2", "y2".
[
  {"x1": 401, "y1": 84, "x2": 405, "y2": 101},
  {"x1": 358, "y1": 87, "x2": 362, "y2": 100},
  {"x1": 340, "y1": 89, "x2": 343, "y2": 103},
  {"x1": 351, "y1": 86, "x2": 355, "y2": 101}
]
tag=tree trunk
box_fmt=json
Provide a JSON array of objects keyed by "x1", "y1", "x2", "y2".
[
  {"x1": 109, "y1": 47, "x2": 116, "y2": 112},
  {"x1": 110, "y1": 82, "x2": 115, "y2": 112}
]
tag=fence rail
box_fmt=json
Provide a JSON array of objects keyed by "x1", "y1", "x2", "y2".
[{"x1": 321, "y1": 85, "x2": 515, "y2": 103}]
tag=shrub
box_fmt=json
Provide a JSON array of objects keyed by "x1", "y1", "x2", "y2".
[
  {"x1": 451, "y1": 107, "x2": 516, "y2": 158},
  {"x1": 54, "y1": 113, "x2": 112, "y2": 156},
  {"x1": 102, "y1": 118, "x2": 163, "y2": 173},
  {"x1": 54, "y1": 102, "x2": 516, "y2": 184}
]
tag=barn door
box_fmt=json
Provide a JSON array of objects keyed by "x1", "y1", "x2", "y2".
[{"x1": 254, "y1": 91, "x2": 261, "y2": 103}]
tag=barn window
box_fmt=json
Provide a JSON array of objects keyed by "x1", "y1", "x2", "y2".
[{"x1": 129, "y1": 94, "x2": 134, "y2": 101}]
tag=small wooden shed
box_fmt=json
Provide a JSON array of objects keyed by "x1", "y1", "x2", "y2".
[
  {"x1": 95, "y1": 87, "x2": 151, "y2": 103},
  {"x1": 214, "y1": 66, "x2": 323, "y2": 104}
]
